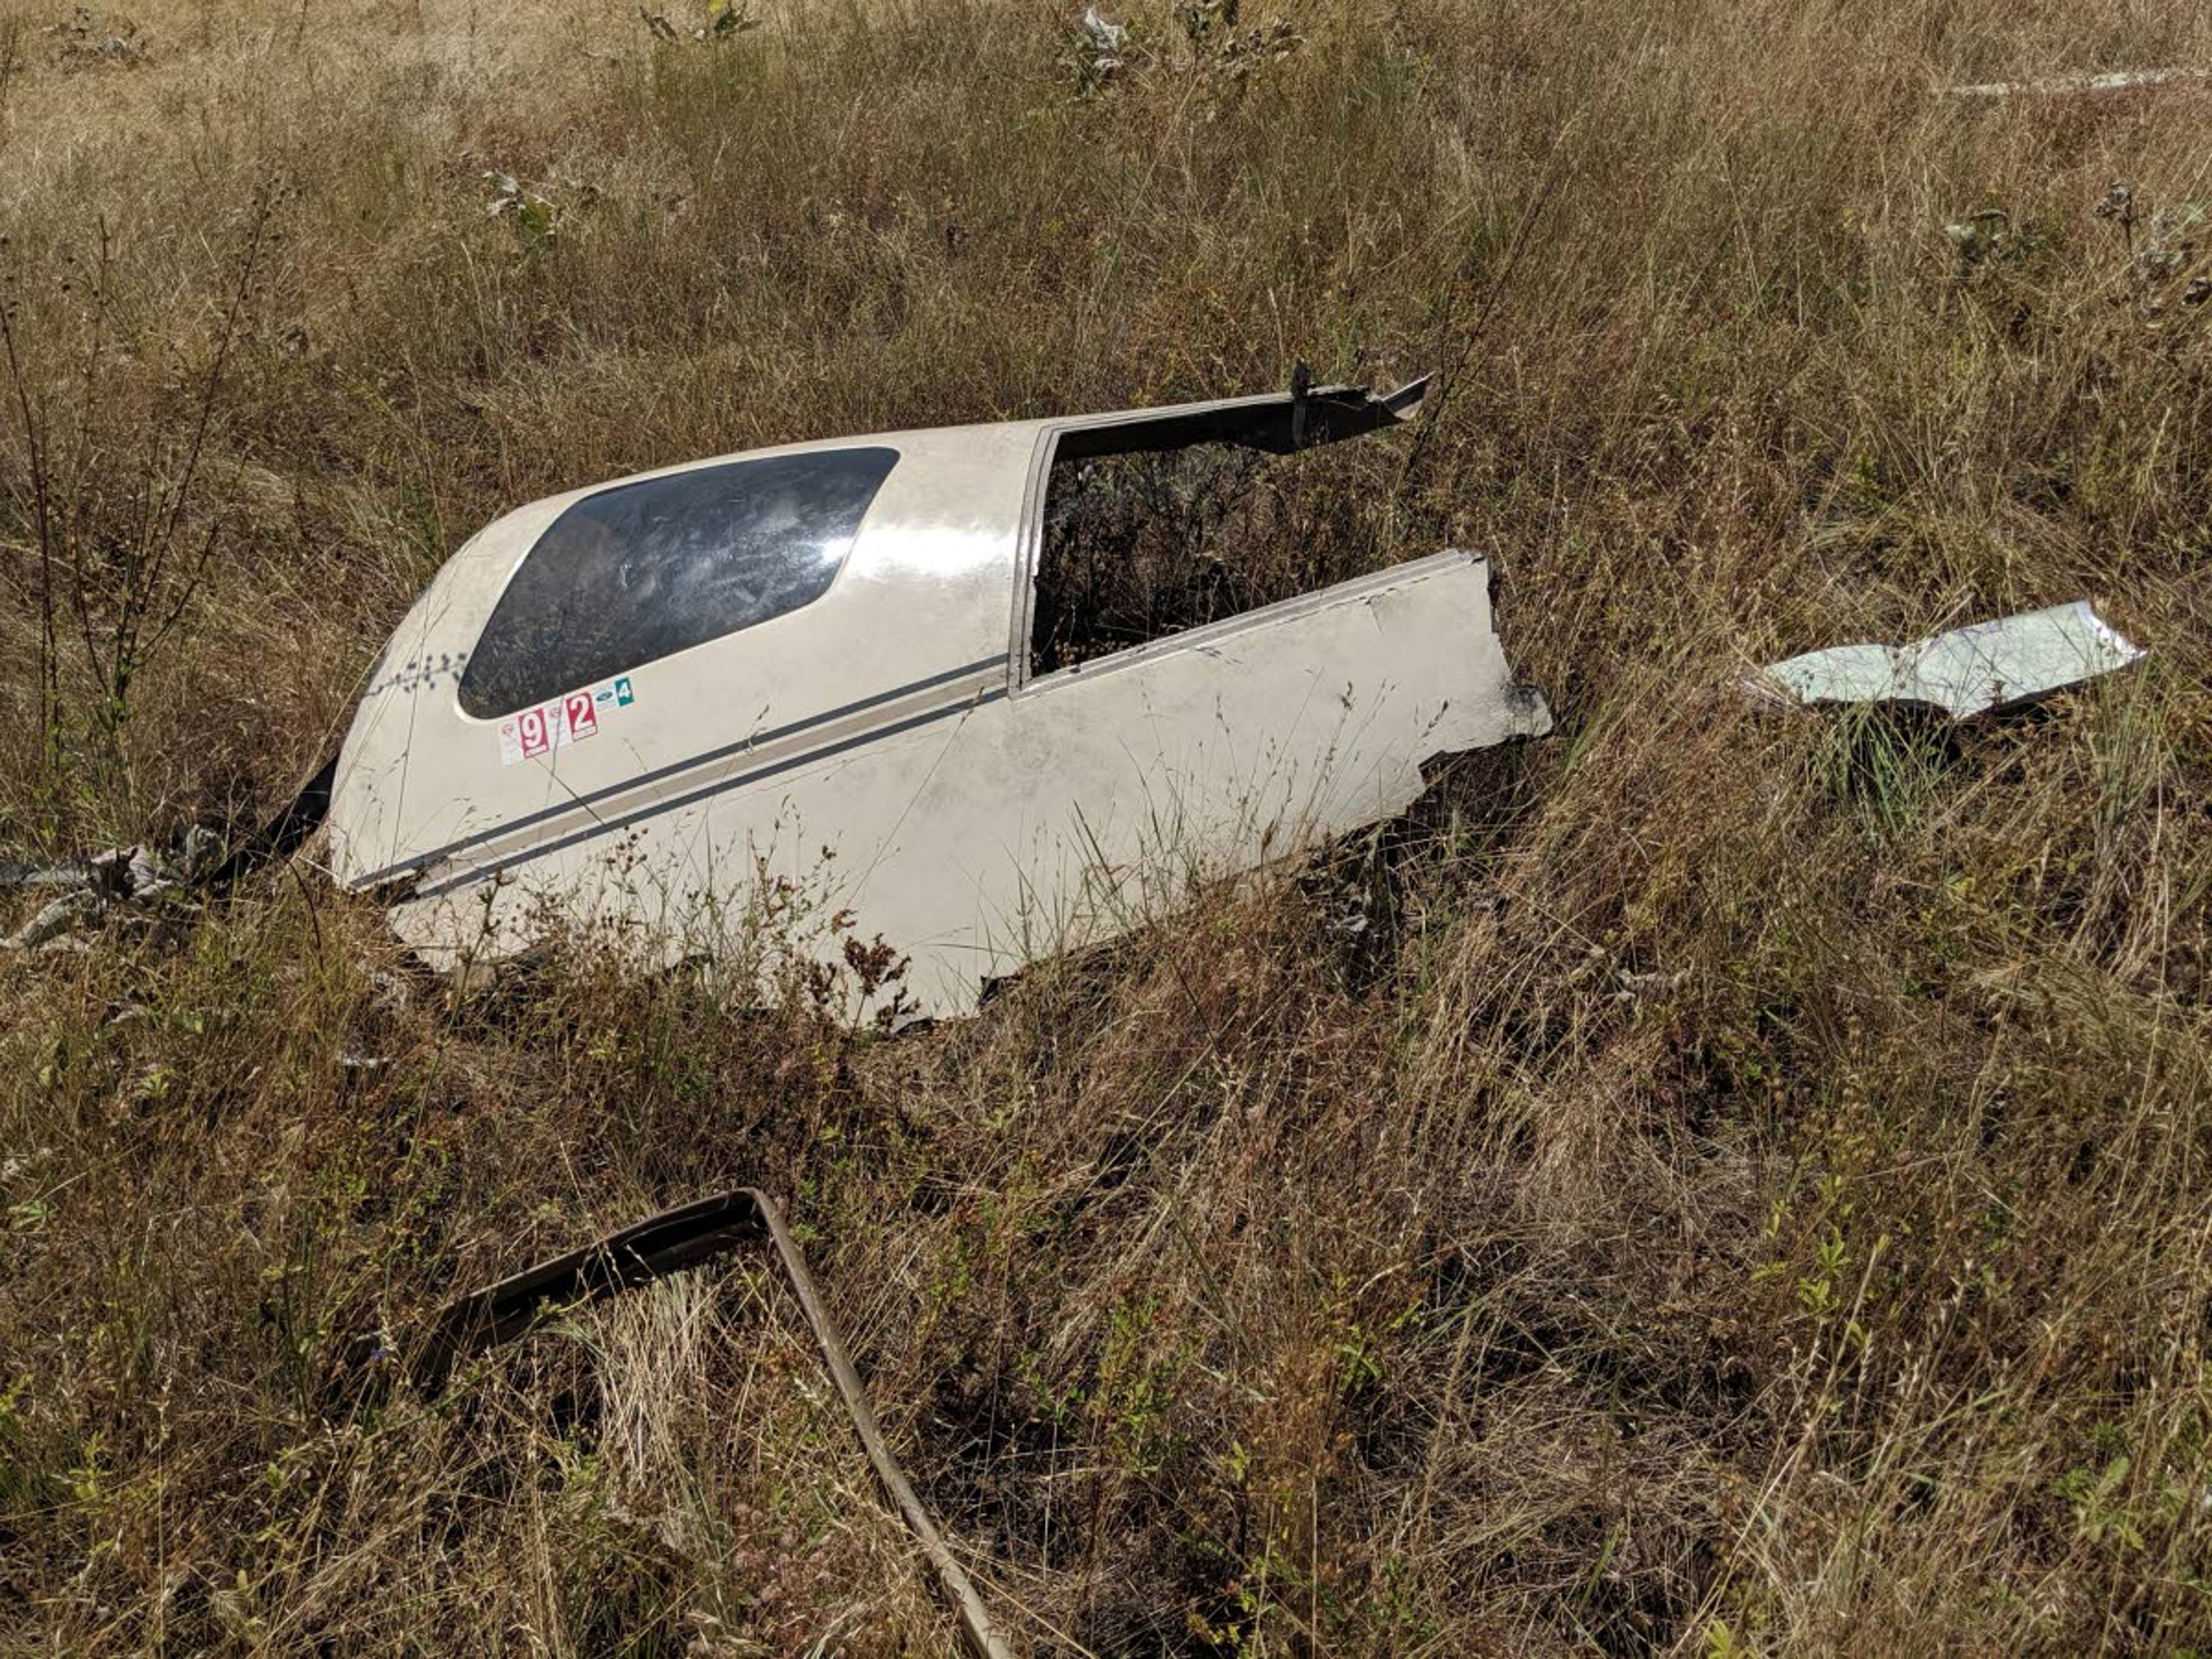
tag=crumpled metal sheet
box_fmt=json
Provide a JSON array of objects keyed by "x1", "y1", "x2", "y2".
[
  {"x1": 1747, "y1": 600, "x2": 2145, "y2": 719},
  {"x1": 1081, "y1": 6, "x2": 1124, "y2": 52}
]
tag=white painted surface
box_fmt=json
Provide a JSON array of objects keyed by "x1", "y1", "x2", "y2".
[
  {"x1": 331, "y1": 402, "x2": 1551, "y2": 1017},
  {"x1": 1749, "y1": 600, "x2": 2144, "y2": 719},
  {"x1": 327, "y1": 420, "x2": 1037, "y2": 893},
  {"x1": 1945, "y1": 67, "x2": 2209, "y2": 98}
]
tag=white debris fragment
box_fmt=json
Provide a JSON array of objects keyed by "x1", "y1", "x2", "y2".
[
  {"x1": 2, "y1": 832, "x2": 211, "y2": 950},
  {"x1": 179, "y1": 824, "x2": 224, "y2": 881},
  {"x1": 1946, "y1": 68, "x2": 2210, "y2": 99},
  {"x1": 1073, "y1": 5, "x2": 1126, "y2": 89},
  {"x1": 1747, "y1": 600, "x2": 2145, "y2": 720},
  {"x1": 329, "y1": 377, "x2": 1544, "y2": 1022},
  {"x1": 1614, "y1": 967, "x2": 1688, "y2": 1003}
]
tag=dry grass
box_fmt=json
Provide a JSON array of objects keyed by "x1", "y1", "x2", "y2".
[{"x1": 2, "y1": 0, "x2": 2211, "y2": 1652}]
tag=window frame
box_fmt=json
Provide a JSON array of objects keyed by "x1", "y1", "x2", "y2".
[
  {"x1": 1012, "y1": 422, "x2": 1296, "y2": 697},
  {"x1": 1010, "y1": 423, "x2": 1323, "y2": 698},
  {"x1": 1006, "y1": 380, "x2": 1427, "y2": 698}
]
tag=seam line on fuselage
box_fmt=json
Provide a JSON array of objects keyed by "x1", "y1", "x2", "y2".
[
  {"x1": 405, "y1": 683, "x2": 1009, "y2": 903},
  {"x1": 350, "y1": 656, "x2": 1004, "y2": 889}
]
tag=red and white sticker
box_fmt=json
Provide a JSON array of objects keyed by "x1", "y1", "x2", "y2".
[{"x1": 497, "y1": 675, "x2": 633, "y2": 766}]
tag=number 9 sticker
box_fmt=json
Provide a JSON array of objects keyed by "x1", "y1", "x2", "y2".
[{"x1": 517, "y1": 706, "x2": 550, "y2": 758}]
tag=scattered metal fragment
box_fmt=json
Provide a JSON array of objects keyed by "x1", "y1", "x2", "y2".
[
  {"x1": 636, "y1": 2, "x2": 754, "y2": 44},
  {"x1": 368, "y1": 969, "x2": 414, "y2": 1013},
  {"x1": 1945, "y1": 68, "x2": 2211, "y2": 99},
  {"x1": 384, "y1": 1189, "x2": 1013, "y2": 1659},
  {"x1": 1746, "y1": 600, "x2": 2145, "y2": 719},
  {"x1": 1945, "y1": 207, "x2": 2020, "y2": 270},
  {"x1": 401, "y1": 1189, "x2": 763, "y2": 1390},
  {"x1": 50, "y1": 3, "x2": 147, "y2": 70},
  {"x1": 0, "y1": 844, "x2": 160, "y2": 899},
  {"x1": 2136, "y1": 204, "x2": 2206, "y2": 287},
  {"x1": 1081, "y1": 6, "x2": 1125, "y2": 53},
  {"x1": 1069, "y1": 6, "x2": 1127, "y2": 93},
  {"x1": 2, "y1": 838, "x2": 192, "y2": 949},
  {"x1": 89, "y1": 844, "x2": 168, "y2": 900},
  {"x1": 0, "y1": 755, "x2": 334, "y2": 942},
  {"x1": 1613, "y1": 967, "x2": 1688, "y2": 1005}
]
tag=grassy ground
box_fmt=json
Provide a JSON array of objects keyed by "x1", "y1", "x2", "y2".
[{"x1": 2, "y1": 0, "x2": 2210, "y2": 1651}]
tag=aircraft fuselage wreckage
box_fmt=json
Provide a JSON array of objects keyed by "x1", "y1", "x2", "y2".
[{"x1": 327, "y1": 375, "x2": 1554, "y2": 1017}]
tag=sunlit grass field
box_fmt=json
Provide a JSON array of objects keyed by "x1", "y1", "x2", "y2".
[{"x1": 1, "y1": 0, "x2": 2209, "y2": 1651}]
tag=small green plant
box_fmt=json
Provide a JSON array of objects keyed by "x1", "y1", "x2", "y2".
[
  {"x1": 482, "y1": 172, "x2": 559, "y2": 243},
  {"x1": 1176, "y1": 0, "x2": 1301, "y2": 113},
  {"x1": 1795, "y1": 1225, "x2": 1848, "y2": 1317}
]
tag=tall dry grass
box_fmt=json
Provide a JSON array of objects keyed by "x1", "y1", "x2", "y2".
[{"x1": 1, "y1": 0, "x2": 2209, "y2": 1652}]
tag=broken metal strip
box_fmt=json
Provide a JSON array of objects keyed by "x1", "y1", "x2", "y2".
[
  {"x1": 1049, "y1": 374, "x2": 1429, "y2": 461},
  {"x1": 1945, "y1": 67, "x2": 2210, "y2": 98},
  {"x1": 0, "y1": 862, "x2": 90, "y2": 888},
  {"x1": 751, "y1": 1193, "x2": 1014, "y2": 1659},
  {"x1": 414, "y1": 1188, "x2": 771, "y2": 1391},
  {"x1": 414, "y1": 1188, "x2": 1014, "y2": 1659}
]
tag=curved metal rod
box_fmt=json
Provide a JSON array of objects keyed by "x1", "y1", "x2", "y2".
[
  {"x1": 388, "y1": 1187, "x2": 1014, "y2": 1658},
  {"x1": 752, "y1": 1192, "x2": 1015, "y2": 1659}
]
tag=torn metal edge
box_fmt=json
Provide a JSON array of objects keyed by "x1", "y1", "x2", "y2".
[{"x1": 1052, "y1": 371, "x2": 1429, "y2": 461}]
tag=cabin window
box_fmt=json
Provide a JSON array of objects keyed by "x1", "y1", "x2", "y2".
[
  {"x1": 459, "y1": 446, "x2": 898, "y2": 719},
  {"x1": 1026, "y1": 430, "x2": 1404, "y2": 680}
]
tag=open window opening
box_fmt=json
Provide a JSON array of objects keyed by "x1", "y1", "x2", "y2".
[{"x1": 1025, "y1": 374, "x2": 1430, "y2": 680}]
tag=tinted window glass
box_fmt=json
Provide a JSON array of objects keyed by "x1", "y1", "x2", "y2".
[{"x1": 459, "y1": 446, "x2": 897, "y2": 718}]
